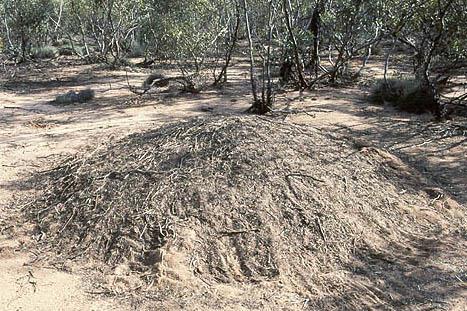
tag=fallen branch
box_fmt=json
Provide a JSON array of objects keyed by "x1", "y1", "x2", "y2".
[
  {"x1": 4, "y1": 106, "x2": 42, "y2": 113},
  {"x1": 271, "y1": 108, "x2": 333, "y2": 114},
  {"x1": 315, "y1": 217, "x2": 327, "y2": 243},
  {"x1": 287, "y1": 173, "x2": 325, "y2": 183},
  {"x1": 218, "y1": 228, "x2": 260, "y2": 236}
]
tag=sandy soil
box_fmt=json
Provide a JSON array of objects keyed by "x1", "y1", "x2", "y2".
[{"x1": 0, "y1": 57, "x2": 465, "y2": 310}]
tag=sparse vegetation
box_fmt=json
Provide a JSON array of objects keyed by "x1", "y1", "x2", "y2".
[
  {"x1": 127, "y1": 42, "x2": 146, "y2": 58},
  {"x1": 0, "y1": 0, "x2": 466, "y2": 310},
  {"x1": 1, "y1": 0, "x2": 464, "y2": 113}
]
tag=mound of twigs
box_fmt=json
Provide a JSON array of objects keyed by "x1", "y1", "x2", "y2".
[{"x1": 28, "y1": 115, "x2": 466, "y2": 309}]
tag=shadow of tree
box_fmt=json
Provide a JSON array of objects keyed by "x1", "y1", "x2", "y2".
[
  {"x1": 334, "y1": 232, "x2": 466, "y2": 310},
  {"x1": 333, "y1": 116, "x2": 467, "y2": 204},
  {"x1": 283, "y1": 85, "x2": 467, "y2": 205}
]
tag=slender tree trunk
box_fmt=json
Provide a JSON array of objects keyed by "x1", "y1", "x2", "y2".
[
  {"x1": 309, "y1": 3, "x2": 323, "y2": 79},
  {"x1": 214, "y1": 2, "x2": 241, "y2": 85},
  {"x1": 282, "y1": 0, "x2": 308, "y2": 88},
  {"x1": 265, "y1": 0, "x2": 274, "y2": 107},
  {"x1": 55, "y1": 0, "x2": 64, "y2": 33},
  {"x1": 415, "y1": 0, "x2": 453, "y2": 119},
  {"x1": 383, "y1": 38, "x2": 396, "y2": 85},
  {"x1": 242, "y1": 0, "x2": 259, "y2": 105},
  {"x1": 3, "y1": 15, "x2": 15, "y2": 53}
]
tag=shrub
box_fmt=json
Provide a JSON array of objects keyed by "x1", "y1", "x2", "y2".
[
  {"x1": 58, "y1": 47, "x2": 74, "y2": 56},
  {"x1": 371, "y1": 44, "x2": 383, "y2": 56},
  {"x1": 369, "y1": 78, "x2": 438, "y2": 114},
  {"x1": 31, "y1": 46, "x2": 57, "y2": 59},
  {"x1": 52, "y1": 39, "x2": 70, "y2": 47},
  {"x1": 127, "y1": 42, "x2": 146, "y2": 58}
]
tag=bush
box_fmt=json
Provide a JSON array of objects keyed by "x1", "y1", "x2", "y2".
[
  {"x1": 127, "y1": 42, "x2": 146, "y2": 58},
  {"x1": 371, "y1": 44, "x2": 383, "y2": 56},
  {"x1": 58, "y1": 47, "x2": 74, "y2": 56},
  {"x1": 52, "y1": 39, "x2": 70, "y2": 47},
  {"x1": 369, "y1": 78, "x2": 438, "y2": 114},
  {"x1": 31, "y1": 46, "x2": 57, "y2": 59}
]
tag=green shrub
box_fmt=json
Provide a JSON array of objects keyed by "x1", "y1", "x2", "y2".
[
  {"x1": 369, "y1": 78, "x2": 438, "y2": 114},
  {"x1": 369, "y1": 78, "x2": 416, "y2": 104},
  {"x1": 31, "y1": 46, "x2": 57, "y2": 59}
]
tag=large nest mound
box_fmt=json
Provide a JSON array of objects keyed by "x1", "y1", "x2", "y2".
[{"x1": 29, "y1": 115, "x2": 466, "y2": 309}]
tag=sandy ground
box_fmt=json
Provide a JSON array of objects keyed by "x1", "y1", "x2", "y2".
[
  {"x1": 0, "y1": 59, "x2": 252, "y2": 310},
  {"x1": 0, "y1": 57, "x2": 465, "y2": 310}
]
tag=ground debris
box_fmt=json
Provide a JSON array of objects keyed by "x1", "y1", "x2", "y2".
[{"x1": 26, "y1": 115, "x2": 467, "y2": 310}]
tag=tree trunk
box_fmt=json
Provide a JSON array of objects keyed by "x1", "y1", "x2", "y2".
[
  {"x1": 308, "y1": 3, "x2": 322, "y2": 79},
  {"x1": 265, "y1": 0, "x2": 274, "y2": 107},
  {"x1": 214, "y1": 2, "x2": 241, "y2": 85},
  {"x1": 282, "y1": 0, "x2": 308, "y2": 89},
  {"x1": 242, "y1": 0, "x2": 260, "y2": 107}
]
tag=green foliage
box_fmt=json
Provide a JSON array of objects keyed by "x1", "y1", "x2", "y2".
[
  {"x1": 143, "y1": 1, "x2": 221, "y2": 60},
  {"x1": 2, "y1": 0, "x2": 55, "y2": 56},
  {"x1": 0, "y1": 0, "x2": 465, "y2": 110}
]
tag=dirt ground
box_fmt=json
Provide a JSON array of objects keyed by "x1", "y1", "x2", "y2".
[{"x1": 0, "y1": 57, "x2": 466, "y2": 310}]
